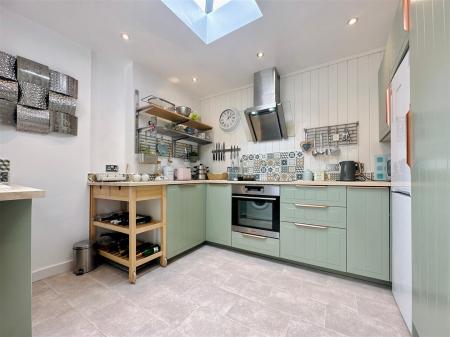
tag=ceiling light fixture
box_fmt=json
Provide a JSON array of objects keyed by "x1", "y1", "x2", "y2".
[
  {"x1": 169, "y1": 77, "x2": 180, "y2": 84},
  {"x1": 347, "y1": 17, "x2": 358, "y2": 26},
  {"x1": 256, "y1": 51, "x2": 264, "y2": 59},
  {"x1": 121, "y1": 32, "x2": 130, "y2": 41},
  {"x1": 192, "y1": 77, "x2": 198, "y2": 83}
]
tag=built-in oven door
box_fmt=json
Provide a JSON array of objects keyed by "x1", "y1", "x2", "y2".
[{"x1": 232, "y1": 194, "x2": 280, "y2": 239}]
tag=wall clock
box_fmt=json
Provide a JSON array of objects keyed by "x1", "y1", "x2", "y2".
[{"x1": 219, "y1": 108, "x2": 240, "y2": 132}]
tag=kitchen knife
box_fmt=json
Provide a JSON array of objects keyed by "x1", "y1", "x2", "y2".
[{"x1": 223, "y1": 142, "x2": 226, "y2": 161}]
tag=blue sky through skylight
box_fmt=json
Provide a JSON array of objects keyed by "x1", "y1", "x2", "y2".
[{"x1": 161, "y1": 0, "x2": 262, "y2": 44}]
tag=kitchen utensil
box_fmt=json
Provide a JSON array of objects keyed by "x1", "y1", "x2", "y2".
[
  {"x1": 339, "y1": 161, "x2": 361, "y2": 181},
  {"x1": 312, "y1": 130, "x2": 318, "y2": 157},
  {"x1": 300, "y1": 140, "x2": 312, "y2": 152},
  {"x1": 157, "y1": 143, "x2": 168, "y2": 156},
  {"x1": 163, "y1": 165, "x2": 174, "y2": 180},
  {"x1": 223, "y1": 142, "x2": 226, "y2": 161},
  {"x1": 171, "y1": 105, "x2": 192, "y2": 117}
]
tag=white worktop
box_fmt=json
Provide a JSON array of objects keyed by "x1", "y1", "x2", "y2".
[
  {"x1": 0, "y1": 185, "x2": 46, "y2": 201},
  {"x1": 88, "y1": 179, "x2": 391, "y2": 188}
]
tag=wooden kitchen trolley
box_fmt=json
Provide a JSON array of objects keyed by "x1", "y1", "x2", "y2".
[{"x1": 89, "y1": 184, "x2": 167, "y2": 284}]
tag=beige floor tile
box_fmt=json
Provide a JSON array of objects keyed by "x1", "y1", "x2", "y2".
[
  {"x1": 220, "y1": 274, "x2": 272, "y2": 303},
  {"x1": 325, "y1": 304, "x2": 405, "y2": 337},
  {"x1": 32, "y1": 280, "x2": 54, "y2": 298},
  {"x1": 226, "y1": 297, "x2": 291, "y2": 337},
  {"x1": 178, "y1": 306, "x2": 254, "y2": 337},
  {"x1": 65, "y1": 281, "x2": 118, "y2": 316},
  {"x1": 33, "y1": 308, "x2": 99, "y2": 337},
  {"x1": 261, "y1": 287, "x2": 327, "y2": 327},
  {"x1": 89, "y1": 264, "x2": 129, "y2": 286},
  {"x1": 32, "y1": 294, "x2": 72, "y2": 326},
  {"x1": 286, "y1": 320, "x2": 348, "y2": 337},
  {"x1": 88, "y1": 297, "x2": 163, "y2": 337}
]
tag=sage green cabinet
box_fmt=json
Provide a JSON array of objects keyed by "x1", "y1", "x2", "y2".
[
  {"x1": 347, "y1": 187, "x2": 390, "y2": 281},
  {"x1": 379, "y1": 0, "x2": 409, "y2": 141},
  {"x1": 167, "y1": 185, "x2": 205, "y2": 259},
  {"x1": 280, "y1": 203, "x2": 347, "y2": 229},
  {"x1": 280, "y1": 222, "x2": 346, "y2": 272},
  {"x1": 206, "y1": 184, "x2": 231, "y2": 246},
  {"x1": 232, "y1": 232, "x2": 279, "y2": 257},
  {"x1": 281, "y1": 186, "x2": 346, "y2": 207}
]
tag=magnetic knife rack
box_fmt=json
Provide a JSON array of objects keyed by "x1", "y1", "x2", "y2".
[{"x1": 211, "y1": 146, "x2": 241, "y2": 161}]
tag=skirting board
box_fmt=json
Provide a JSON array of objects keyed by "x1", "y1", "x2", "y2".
[{"x1": 32, "y1": 259, "x2": 72, "y2": 282}]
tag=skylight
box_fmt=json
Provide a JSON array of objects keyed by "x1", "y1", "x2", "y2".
[{"x1": 161, "y1": 0, "x2": 262, "y2": 44}]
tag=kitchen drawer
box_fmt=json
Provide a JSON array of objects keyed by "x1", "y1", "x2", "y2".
[
  {"x1": 281, "y1": 186, "x2": 346, "y2": 207},
  {"x1": 280, "y1": 203, "x2": 346, "y2": 229},
  {"x1": 280, "y1": 222, "x2": 346, "y2": 272},
  {"x1": 232, "y1": 231, "x2": 279, "y2": 258}
]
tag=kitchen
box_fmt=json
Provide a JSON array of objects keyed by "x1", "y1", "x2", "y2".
[{"x1": 0, "y1": 1, "x2": 448, "y2": 337}]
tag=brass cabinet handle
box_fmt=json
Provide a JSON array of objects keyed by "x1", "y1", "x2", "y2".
[
  {"x1": 403, "y1": 0, "x2": 410, "y2": 32},
  {"x1": 294, "y1": 203, "x2": 328, "y2": 209},
  {"x1": 406, "y1": 110, "x2": 412, "y2": 167},
  {"x1": 386, "y1": 86, "x2": 392, "y2": 127},
  {"x1": 295, "y1": 185, "x2": 326, "y2": 188},
  {"x1": 295, "y1": 223, "x2": 328, "y2": 230},
  {"x1": 241, "y1": 233, "x2": 267, "y2": 240},
  {"x1": 347, "y1": 186, "x2": 388, "y2": 189}
]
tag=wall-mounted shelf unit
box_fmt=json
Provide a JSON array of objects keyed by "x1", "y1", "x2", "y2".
[
  {"x1": 155, "y1": 126, "x2": 212, "y2": 145},
  {"x1": 137, "y1": 104, "x2": 213, "y2": 131}
]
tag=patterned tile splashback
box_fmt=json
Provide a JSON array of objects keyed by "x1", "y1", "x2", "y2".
[{"x1": 240, "y1": 151, "x2": 304, "y2": 182}]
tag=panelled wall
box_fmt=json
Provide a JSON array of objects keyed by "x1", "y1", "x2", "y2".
[{"x1": 200, "y1": 50, "x2": 389, "y2": 174}]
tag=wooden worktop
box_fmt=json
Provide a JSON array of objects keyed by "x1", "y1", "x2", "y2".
[
  {"x1": 88, "y1": 180, "x2": 391, "y2": 188},
  {"x1": 0, "y1": 185, "x2": 45, "y2": 201}
]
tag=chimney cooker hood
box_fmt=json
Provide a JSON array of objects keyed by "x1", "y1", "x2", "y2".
[{"x1": 244, "y1": 67, "x2": 287, "y2": 142}]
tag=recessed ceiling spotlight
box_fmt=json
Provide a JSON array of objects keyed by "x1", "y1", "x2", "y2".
[
  {"x1": 256, "y1": 51, "x2": 264, "y2": 59},
  {"x1": 169, "y1": 77, "x2": 180, "y2": 84},
  {"x1": 121, "y1": 32, "x2": 130, "y2": 41},
  {"x1": 347, "y1": 17, "x2": 358, "y2": 26},
  {"x1": 192, "y1": 77, "x2": 198, "y2": 83}
]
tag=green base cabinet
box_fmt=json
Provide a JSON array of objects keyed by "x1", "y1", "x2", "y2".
[
  {"x1": 0, "y1": 200, "x2": 32, "y2": 337},
  {"x1": 280, "y1": 222, "x2": 346, "y2": 272},
  {"x1": 280, "y1": 203, "x2": 347, "y2": 229},
  {"x1": 206, "y1": 184, "x2": 231, "y2": 246},
  {"x1": 167, "y1": 185, "x2": 205, "y2": 259},
  {"x1": 232, "y1": 232, "x2": 279, "y2": 257},
  {"x1": 281, "y1": 186, "x2": 346, "y2": 207},
  {"x1": 347, "y1": 187, "x2": 390, "y2": 281}
]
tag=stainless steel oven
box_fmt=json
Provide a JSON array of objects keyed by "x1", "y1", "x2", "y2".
[{"x1": 232, "y1": 185, "x2": 280, "y2": 239}]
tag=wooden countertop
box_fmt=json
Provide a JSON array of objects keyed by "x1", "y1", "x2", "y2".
[
  {"x1": 88, "y1": 180, "x2": 391, "y2": 188},
  {"x1": 0, "y1": 185, "x2": 45, "y2": 201}
]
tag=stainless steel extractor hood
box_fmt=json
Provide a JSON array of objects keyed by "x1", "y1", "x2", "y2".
[{"x1": 244, "y1": 67, "x2": 287, "y2": 142}]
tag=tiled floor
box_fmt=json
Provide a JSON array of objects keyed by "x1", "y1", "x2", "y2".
[{"x1": 32, "y1": 245, "x2": 410, "y2": 337}]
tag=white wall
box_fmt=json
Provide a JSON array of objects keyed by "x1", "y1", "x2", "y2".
[
  {"x1": 0, "y1": 7, "x2": 92, "y2": 279},
  {"x1": 200, "y1": 50, "x2": 389, "y2": 174}
]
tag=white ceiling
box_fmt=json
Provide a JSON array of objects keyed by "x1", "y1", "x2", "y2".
[{"x1": 1, "y1": 0, "x2": 397, "y2": 99}]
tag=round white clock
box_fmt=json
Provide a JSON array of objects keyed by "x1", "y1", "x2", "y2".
[{"x1": 219, "y1": 108, "x2": 240, "y2": 132}]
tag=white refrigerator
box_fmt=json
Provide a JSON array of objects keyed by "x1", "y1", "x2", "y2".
[{"x1": 390, "y1": 50, "x2": 412, "y2": 333}]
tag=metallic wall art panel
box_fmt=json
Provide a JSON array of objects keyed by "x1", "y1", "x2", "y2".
[
  {"x1": 17, "y1": 56, "x2": 49, "y2": 87},
  {"x1": 18, "y1": 81, "x2": 48, "y2": 109},
  {"x1": 0, "y1": 159, "x2": 10, "y2": 184},
  {"x1": 0, "y1": 99, "x2": 16, "y2": 126},
  {"x1": 50, "y1": 70, "x2": 78, "y2": 98},
  {"x1": 0, "y1": 79, "x2": 18, "y2": 102},
  {"x1": 16, "y1": 105, "x2": 50, "y2": 134},
  {"x1": 53, "y1": 110, "x2": 77, "y2": 135},
  {"x1": 49, "y1": 91, "x2": 76, "y2": 115},
  {"x1": 0, "y1": 51, "x2": 16, "y2": 81}
]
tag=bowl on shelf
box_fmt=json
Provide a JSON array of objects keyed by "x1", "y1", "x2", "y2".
[{"x1": 170, "y1": 106, "x2": 191, "y2": 117}]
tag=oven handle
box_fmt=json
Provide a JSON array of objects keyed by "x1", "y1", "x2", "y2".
[
  {"x1": 295, "y1": 223, "x2": 328, "y2": 230},
  {"x1": 241, "y1": 233, "x2": 268, "y2": 240},
  {"x1": 295, "y1": 203, "x2": 328, "y2": 209},
  {"x1": 232, "y1": 196, "x2": 277, "y2": 201}
]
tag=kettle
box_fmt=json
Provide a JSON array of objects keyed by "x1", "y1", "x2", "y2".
[{"x1": 339, "y1": 161, "x2": 361, "y2": 181}]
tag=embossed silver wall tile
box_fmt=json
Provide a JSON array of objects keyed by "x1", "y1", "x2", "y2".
[
  {"x1": 49, "y1": 91, "x2": 76, "y2": 115},
  {"x1": 0, "y1": 79, "x2": 19, "y2": 102},
  {"x1": 17, "y1": 56, "x2": 49, "y2": 87},
  {"x1": 16, "y1": 105, "x2": 50, "y2": 134},
  {"x1": 53, "y1": 110, "x2": 77, "y2": 135},
  {"x1": 18, "y1": 82, "x2": 48, "y2": 109},
  {"x1": 0, "y1": 51, "x2": 16, "y2": 80},
  {"x1": 50, "y1": 70, "x2": 78, "y2": 98},
  {"x1": 0, "y1": 99, "x2": 16, "y2": 126}
]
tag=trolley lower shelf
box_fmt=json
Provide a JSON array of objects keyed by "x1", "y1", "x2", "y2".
[
  {"x1": 97, "y1": 249, "x2": 163, "y2": 268},
  {"x1": 93, "y1": 220, "x2": 163, "y2": 235}
]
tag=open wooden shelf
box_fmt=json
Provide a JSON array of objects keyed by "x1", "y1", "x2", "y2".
[
  {"x1": 138, "y1": 104, "x2": 213, "y2": 131},
  {"x1": 93, "y1": 220, "x2": 163, "y2": 235},
  {"x1": 97, "y1": 249, "x2": 163, "y2": 268}
]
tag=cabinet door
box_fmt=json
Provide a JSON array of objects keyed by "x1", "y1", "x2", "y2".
[
  {"x1": 167, "y1": 185, "x2": 185, "y2": 259},
  {"x1": 281, "y1": 186, "x2": 346, "y2": 207},
  {"x1": 347, "y1": 187, "x2": 390, "y2": 281},
  {"x1": 206, "y1": 184, "x2": 231, "y2": 246},
  {"x1": 188, "y1": 184, "x2": 206, "y2": 247},
  {"x1": 280, "y1": 222, "x2": 346, "y2": 272}
]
